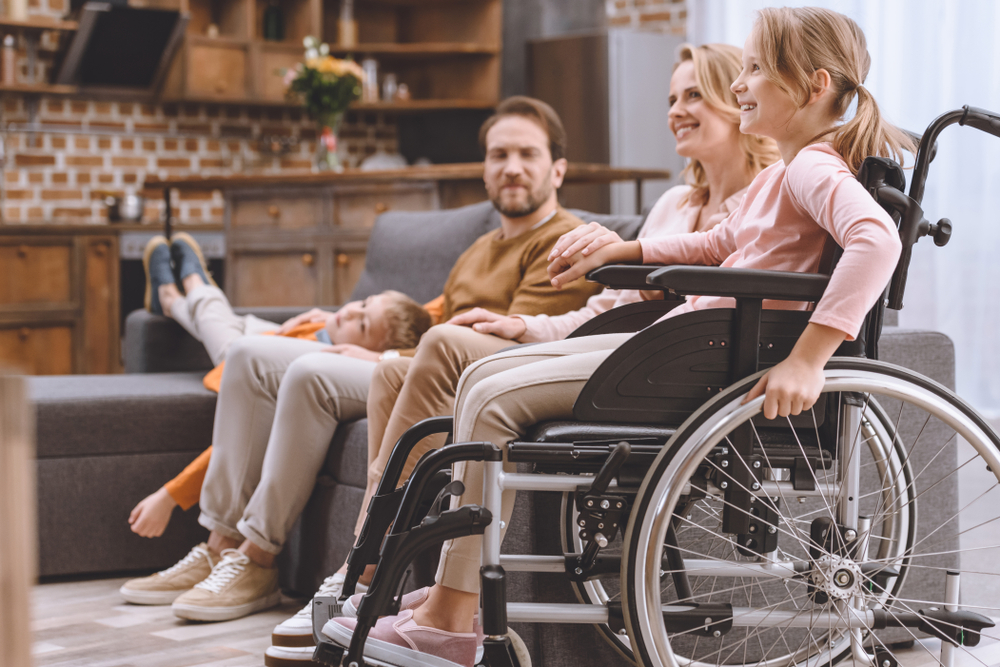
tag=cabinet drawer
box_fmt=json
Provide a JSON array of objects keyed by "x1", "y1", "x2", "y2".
[
  {"x1": 0, "y1": 242, "x2": 72, "y2": 306},
  {"x1": 187, "y1": 44, "x2": 247, "y2": 98},
  {"x1": 334, "y1": 249, "x2": 366, "y2": 305},
  {"x1": 334, "y1": 184, "x2": 438, "y2": 229},
  {"x1": 0, "y1": 325, "x2": 73, "y2": 375},
  {"x1": 231, "y1": 196, "x2": 325, "y2": 230},
  {"x1": 228, "y1": 251, "x2": 320, "y2": 307}
]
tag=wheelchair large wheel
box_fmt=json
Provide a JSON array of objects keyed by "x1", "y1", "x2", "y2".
[{"x1": 621, "y1": 358, "x2": 1000, "y2": 667}]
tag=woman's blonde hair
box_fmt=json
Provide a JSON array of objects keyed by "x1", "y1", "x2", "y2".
[
  {"x1": 751, "y1": 7, "x2": 916, "y2": 174},
  {"x1": 675, "y1": 43, "x2": 780, "y2": 205}
]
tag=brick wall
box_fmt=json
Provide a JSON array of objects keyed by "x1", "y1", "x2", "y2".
[
  {"x1": 1, "y1": 98, "x2": 398, "y2": 224},
  {"x1": 606, "y1": 0, "x2": 687, "y2": 33},
  {"x1": 0, "y1": 6, "x2": 397, "y2": 226}
]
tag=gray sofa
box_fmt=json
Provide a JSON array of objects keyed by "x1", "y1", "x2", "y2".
[{"x1": 28, "y1": 200, "x2": 955, "y2": 666}]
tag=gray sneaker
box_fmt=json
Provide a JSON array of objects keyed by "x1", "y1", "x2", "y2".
[{"x1": 120, "y1": 543, "x2": 218, "y2": 605}]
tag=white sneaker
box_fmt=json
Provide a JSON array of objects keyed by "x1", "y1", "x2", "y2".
[
  {"x1": 271, "y1": 572, "x2": 368, "y2": 647},
  {"x1": 264, "y1": 645, "x2": 319, "y2": 666}
]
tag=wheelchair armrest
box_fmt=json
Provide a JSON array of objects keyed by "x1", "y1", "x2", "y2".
[
  {"x1": 647, "y1": 266, "x2": 830, "y2": 302},
  {"x1": 586, "y1": 264, "x2": 668, "y2": 291}
]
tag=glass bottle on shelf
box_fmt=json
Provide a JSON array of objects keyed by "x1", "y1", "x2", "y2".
[
  {"x1": 2, "y1": 36, "x2": 15, "y2": 85},
  {"x1": 338, "y1": 0, "x2": 357, "y2": 48},
  {"x1": 381, "y1": 73, "x2": 397, "y2": 103},
  {"x1": 263, "y1": 1, "x2": 285, "y2": 41},
  {"x1": 361, "y1": 58, "x2": 379, "y2": 103}
]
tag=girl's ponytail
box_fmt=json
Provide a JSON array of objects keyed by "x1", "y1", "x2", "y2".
[
  {"x1": 753, "y1": 7, "x2": 916, "y2": 174},
  {"x1": 833, "y1": 84, "x2": 914, "y2": 174}
]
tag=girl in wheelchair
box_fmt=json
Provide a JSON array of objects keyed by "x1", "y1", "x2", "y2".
[{"x1": 324, "y1": 7, "x2": 1000, "y2": 667}]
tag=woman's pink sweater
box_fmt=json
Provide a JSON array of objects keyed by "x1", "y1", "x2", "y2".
[
  {"x1": 515, "y1": 185, "x2": 747, "y2": 343},
  {"x1": 640, "y1": 144, "x2": 902, "y2": 340}
]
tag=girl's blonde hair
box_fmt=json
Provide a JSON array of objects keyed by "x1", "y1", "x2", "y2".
[
  {"x1": 675, "y1": 43, "x2": 780, "y2": 205},
  {"x1": 751, "y1": 7, "x2": 916, "y2": 174}
]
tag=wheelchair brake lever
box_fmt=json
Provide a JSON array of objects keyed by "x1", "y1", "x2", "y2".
[{"x1": 425, "y1": 479, "x2": 466, "y2": 521}]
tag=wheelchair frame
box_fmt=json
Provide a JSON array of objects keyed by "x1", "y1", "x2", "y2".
[{"x1": 313, "y1": 106, "x2": 1000, "y2": 667}]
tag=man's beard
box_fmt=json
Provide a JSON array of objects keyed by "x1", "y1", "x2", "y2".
[{"x1": 488, "y1": 179, "x2": 553, "y2": 218}]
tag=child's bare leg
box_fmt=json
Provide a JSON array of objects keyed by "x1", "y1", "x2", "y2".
[
  {"x1": 334, "y1": 560, "x2": 378, "y2": 586},
  {"x1": 411, "y1": 584, "x2": 478, "y2": 633},
  {"x1": 158, "y1": 283, "x2": 183, "y2": 319},
  {"x1": 128, "y1": 486, "x2": 179, "y2": 538}
]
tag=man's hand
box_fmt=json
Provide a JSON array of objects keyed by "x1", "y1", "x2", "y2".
[
  {"x1": 277, "y1": 307, "x2": 333, "y2": 334},
  {"x1": 322, "y1": 344, "x2": 381, "y2": 361},
  {"x1": 743, "y1": 322, "x2": 846, "y2": 420},
  {"x1": 548, "y1": 221, "x2": 624, "y2": 262},
  {"x1": 448, "y1": 308, "x2": 527, "y2": 340},
  {"x1": 547, "y1": 240, "x2": 643, "y2": 290}
]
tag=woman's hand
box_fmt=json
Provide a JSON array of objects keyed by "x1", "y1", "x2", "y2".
[
  {"x1": 277, "y1": 307, "x2": 333, "y2": 334},
  {"x1": 323, "y1": 344, "x2": 381, "y2": 361},
  {"x1": 548, "y1": 222, "x2": 624, "y2": 263},
  {"x1": 448, "y1": 308, "x2": 527, "y2": 340},
  {"x1": 547, "y1": 240, "x2": 643, "y2": 290},
  {"x1": 743, "y1": 323, "x2": 846, "y2": 420}
]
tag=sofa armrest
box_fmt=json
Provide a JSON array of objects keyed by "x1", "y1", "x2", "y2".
[{"x1": 124, "y1": 309, "x2": 215, "y2": 373}]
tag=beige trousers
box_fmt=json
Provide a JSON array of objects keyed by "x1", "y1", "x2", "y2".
[
  {"x1": 198, "y1": 335, "x2": 376, "y2": 554},
  {"x1": 169, "y1": 284, "x2": 278, "y2": 365},
  {"x1": 357, "y1": 324, "x2": 516, "y2": 535},
  {"x1": 435, "y1": 332, "x2": 634, "y2": 593}
]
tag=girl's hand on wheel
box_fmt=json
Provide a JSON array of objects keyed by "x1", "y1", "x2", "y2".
[{"x1": 743, "y1": 322, "x2": 847, "y2": 420}]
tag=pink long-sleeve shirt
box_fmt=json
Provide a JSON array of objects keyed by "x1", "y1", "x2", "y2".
[
  {"x1": 641, "y1": 143, "x2": 902, "y2": 340},
  {"x1": 515, "y1": 184, "x2": 747, "y2": 343}
]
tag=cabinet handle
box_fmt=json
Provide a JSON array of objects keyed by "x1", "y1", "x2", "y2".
[
  {"x1": 18, "y1": 327, "x2": 30, "y2": 341},
  {"x1": 17, "y1": 245, "x2": 28, "y2": 258},
  {"x1": 268, "y1": 205, "x2": 280, "y2": 219},
  {"x1": 374, "y1": 202, "x2": 389, "y2": 214},
  {"x1": 302, "y1": 253, "x2": 314, "y2": 267},
  {"x1": 336, "y1": 253, "x2": 351, "y2": 267},
  {"x1": 92, "y1": 243, "x2": 106, "y2": 258}
]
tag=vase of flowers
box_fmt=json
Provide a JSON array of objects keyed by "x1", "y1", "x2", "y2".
[{"x1": 285, "y1": 36, "x2": 364, "y2": 172}]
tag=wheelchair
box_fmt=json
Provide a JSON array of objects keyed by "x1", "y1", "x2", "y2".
[{"x1": 313, "y1": 106, "x2": 1000, "y2": 667}]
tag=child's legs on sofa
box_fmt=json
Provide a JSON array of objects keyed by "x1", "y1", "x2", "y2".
[{"x1": 170, "y1": 284, "x2": 279, "y2": 366}]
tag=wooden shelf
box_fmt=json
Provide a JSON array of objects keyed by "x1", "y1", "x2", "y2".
[
  {"x1": 0, "y1": 17, "x2": 78, "y2": 31},
  {"x1": 326, "y1": 42, "x2": 498, "y2": 57},
  {"x1": 187, "y1": 34, "x2": 251, "y2": 47},
  {"x1": 0, "y1": 82, "x2": 78, "y2": 95}
]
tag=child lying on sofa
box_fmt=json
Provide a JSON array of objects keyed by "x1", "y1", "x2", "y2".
[{"x1": 127, "y1": 231, "x2": 433, "y2": 538}]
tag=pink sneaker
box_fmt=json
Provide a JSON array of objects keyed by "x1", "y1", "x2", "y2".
[
  {"x1": 341, "y1": 586, "x2": 430, "y2": 618},
  {"x1": 323, "y1": 609, "x2": 477, "y2": 667}
]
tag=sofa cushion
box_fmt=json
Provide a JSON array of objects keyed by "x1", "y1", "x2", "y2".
[
  {"x1": 30, "y1": 372, "x2": 215, "y2": 459},
  {"x1": 350, "y1": 200, "x2": 501, "y2": 304}
]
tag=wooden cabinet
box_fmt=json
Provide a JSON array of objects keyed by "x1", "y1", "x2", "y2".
[
  {"x1": 0, "y1": 231, "x2": 120, "y2": 375},
  {"x1": 225, "y1": 180, "x2": 438, "y2": 306},
  {"x1": 160, "y1": 0, "x2": 501, "y2": 111}
]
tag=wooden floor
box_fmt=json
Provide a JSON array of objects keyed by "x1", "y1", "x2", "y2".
[
  {"x1": 32, "y1": 575, "x2": 304, "y2": 667},
  {"x1": 31, "y1": 576, "x2": 1000, "y2": 666}
]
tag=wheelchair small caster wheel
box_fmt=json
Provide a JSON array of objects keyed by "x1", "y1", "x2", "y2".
[{"x1": 871, "y1": 647, "x2": 899, "y2": 667}]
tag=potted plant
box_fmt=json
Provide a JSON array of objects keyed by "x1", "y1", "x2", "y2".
[{"x1": 285, "y1": 36, "x2": 365, "y2": 171}]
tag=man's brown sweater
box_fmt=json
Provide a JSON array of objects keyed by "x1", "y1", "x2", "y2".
[{"x1": 440, "y1": 207, "x2": 602, "y2": 322}]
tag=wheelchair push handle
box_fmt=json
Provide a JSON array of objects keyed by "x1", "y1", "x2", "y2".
[{"x1": 961, "y1": 105, "x2": 1000, "y2": 139}]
